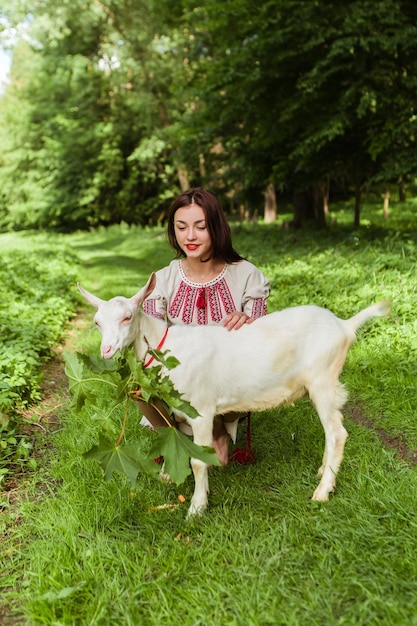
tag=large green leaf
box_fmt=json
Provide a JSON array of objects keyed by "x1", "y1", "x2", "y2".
[
  {"x1": 149, "y1": 427, "x2": 220, "y2": 486},
  {"x1": 63, "y1": 349, "x2": 92, "y2": 410},
  {"x1": 84, "y1": 434, "x2": 159, "y2": 488},
  {"x1": 78, "y1": 352, "x2": 119, "y2": 374},
  {"x1": 64, "y1": 349, "x2": 118, "y2": 410},
  {"x1": 128, "y1": 351, "x2": 199, "y2": 418}
]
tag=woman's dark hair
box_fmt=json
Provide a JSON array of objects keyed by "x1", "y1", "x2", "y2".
[{"x1": 167, "y1": 187, "x2": 244, "y2": 263}]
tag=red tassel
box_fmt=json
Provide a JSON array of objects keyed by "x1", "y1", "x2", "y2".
[
  {"x1": 196, "y1": 288, "x2": 206, "y2": 308},
  {"x1": 229, "y1": 413, "x2": 256, "y2": 465}
]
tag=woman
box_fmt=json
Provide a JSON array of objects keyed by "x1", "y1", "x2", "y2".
[{"x1": 141, "y1": 187, "x2": 270, "y2": 463}]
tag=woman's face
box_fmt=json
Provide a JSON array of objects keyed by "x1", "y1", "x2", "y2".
[{"x1": 173, "y1": 204, "x2": 212, "y2": 260}]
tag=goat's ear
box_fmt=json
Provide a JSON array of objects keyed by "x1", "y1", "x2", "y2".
[
  {"x1": 77, "y1": 283, "x2": 105, "y2": 309},
  {"x1": 130, "y1": 273, "x2": 157, "y2": 307}
]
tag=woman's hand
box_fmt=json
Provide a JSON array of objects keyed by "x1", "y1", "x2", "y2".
[{"x1": 223, "y1": 311, "x2": 255, "y2": 331}]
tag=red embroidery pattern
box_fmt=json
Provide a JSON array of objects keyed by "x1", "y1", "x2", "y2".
[
  {"x1": 168, "y1": 278, "x2": 238, "y2": 325},
  {"x1": 169, "y1": 282, "x2": 186, "y2": 321},
  {"x1": 182, "y1": 284, "x2": 196, "y2": 324},
  {"x1": 215, "y1": 279, "x2": 235, "y2": 317},
  {"x1": 197, "y1": 299, "x2": 207, "y2": 324},
  {"x1": 251, "y1": 298, "x2": 268, "y2": 319},
  {"x1": 146, "y1": 273, "x2": 267, "y2": 326},
  {"x1": 143, "y1": 299, "x2": 165, "y2": 320},
  {"x1": 169, "y1": 282, "x2": 196, "y2": 324},
  {"x1": 207, "y1": 284, "x2": 222, "y2": 323}
]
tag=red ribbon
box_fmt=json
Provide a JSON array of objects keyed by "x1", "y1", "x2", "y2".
[
  {"x1": 229, "y1": 413, "x2": 256, "y2": 465},
  {"x1": 144, "y1": 327, "x2": 169, "y2": 368}
]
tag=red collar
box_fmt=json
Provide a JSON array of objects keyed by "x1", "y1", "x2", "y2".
[{"x1": 143, "y1": 327, "x2": 169, "y2": 368}]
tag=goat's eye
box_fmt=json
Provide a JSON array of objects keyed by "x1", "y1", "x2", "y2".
[
  {"x1": 95, "y1": 320, "x2": 101, "y2": 328},
  {"x1": 122, "y1": 315, "x2": 132, "y2": 324}
]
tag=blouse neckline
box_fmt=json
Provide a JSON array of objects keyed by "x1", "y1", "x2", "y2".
[{"x1": 178, "y1": 259, "x2": 227, "y2": 287}]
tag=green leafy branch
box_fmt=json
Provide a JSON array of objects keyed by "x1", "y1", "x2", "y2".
[{"x1": 63, "y1": 347, "x2": 219, "y2": 489}]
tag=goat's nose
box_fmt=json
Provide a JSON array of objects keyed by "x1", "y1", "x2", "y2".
[{"x1": 102, "y1": 345, "x2": 114, "y2": 359}]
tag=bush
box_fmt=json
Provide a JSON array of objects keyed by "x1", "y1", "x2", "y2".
[{"x1": 0, "y1": 247, "x2": 79, "y2": 482}]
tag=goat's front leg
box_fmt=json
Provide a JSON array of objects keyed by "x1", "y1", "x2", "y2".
[
  {"x1": 187, "y1": 416, "x2": 213, "y2": 517},
  {"x1": 187, "y1": 458, "x2": 210, "y2": 517}
]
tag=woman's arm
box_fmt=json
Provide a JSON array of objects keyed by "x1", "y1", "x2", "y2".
[{"x1": 223, "y1": 262, "x2": 270, "y2": 330}]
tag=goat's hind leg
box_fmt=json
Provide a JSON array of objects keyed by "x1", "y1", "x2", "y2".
[{"x1": 309, "y1": 381, "x2": 348, "y2": 501}]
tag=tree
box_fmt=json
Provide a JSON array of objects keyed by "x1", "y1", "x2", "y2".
[
  {"x1": 1, "y1": 0, "x2": 417, "y2": 230},
  {"x1": 179, "y1": 0, "x2": 417, "y2": 226},
  {"x1": 0, "y1": 0, "x2": 193, "y2": 229}
]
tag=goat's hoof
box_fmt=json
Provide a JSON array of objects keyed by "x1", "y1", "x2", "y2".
[
  {"x1": 159, "y1": 463, "x2": 174, "y2": 483},
  {"x1": 311, "y1": 485, "x2": 332, "y2": 502},
  {"x1": 186, "y1": 502, "x2": 208, "y2": 519}
]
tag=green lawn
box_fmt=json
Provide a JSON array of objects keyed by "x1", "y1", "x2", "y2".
[{"x1": 1, "y1": 200, "x2": 417, "y2": 625}]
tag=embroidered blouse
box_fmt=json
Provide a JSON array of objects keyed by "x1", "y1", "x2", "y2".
[{"x1": 143, "y1": 259, "x2": 270, "y2": 326}]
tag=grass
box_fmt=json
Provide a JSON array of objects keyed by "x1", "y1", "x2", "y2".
[{"x1": 1, "y1": 198, "x2": 417, "y2": 625}]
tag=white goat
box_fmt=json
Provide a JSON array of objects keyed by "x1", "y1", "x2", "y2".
[{"x1": 78, "y1": 274, "x2": 390, "y2": 516}]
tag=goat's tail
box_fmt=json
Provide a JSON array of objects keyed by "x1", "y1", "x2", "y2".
[{"x1": 347, "y1": 300, "x2": 391, "y2": 333}]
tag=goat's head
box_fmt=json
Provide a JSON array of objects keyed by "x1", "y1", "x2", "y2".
[{"x1": 78, "y1": 273, "x2": 156, "y2": 359}]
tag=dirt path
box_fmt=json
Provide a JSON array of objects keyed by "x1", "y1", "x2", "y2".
[
  {"x1": 20, "y1": 312, "x2": 90, "y2": 433},
  {"x1": 1, "y1": 315, "x2": 88, "y2": 504},
  {"x1": 347, "y1": 401, "x2": 417, "y2": 465}
]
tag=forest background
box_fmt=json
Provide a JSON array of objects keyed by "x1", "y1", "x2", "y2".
[{"x1": 1, "y1": 0, "x2": 417, "y2": 232}]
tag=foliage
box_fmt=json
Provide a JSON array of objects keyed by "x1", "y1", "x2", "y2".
[
  {"x1": 181, "y1": 0, "x2": 417, "y2": 204},
  {"x1": 1, "y1": 1, "x2": 417, "y2": 229},
  {"x1": 0, "y1": 249, "x2": 78, "y2": 408},
  {"x1": 0, "y1": 413, "x2": 36, "y2": 486},
  {"x1": 0, "y1": 0, "x2": 189, "y2": 230},
  {"x1": 0, "y1": 244, "x2": 78, "y2": 483},
  {"x1": 64, "y1": 346, "x2": 219, "y2": 488}
]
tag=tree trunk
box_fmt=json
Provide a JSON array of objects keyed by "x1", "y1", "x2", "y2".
[
  {"x1": 383, "y1": 184, "x2": 390, "y2": 219},
  {"x1": 199, "y1": 154, "x2": 206, "y2": 179},
  {"x1": 315, "y1": 195, "x2": 326, "y2": 228},
  {"x1": 292, "y1": 189, "x2": 315, "y2": 228},
  {"x1": 322, "y1": 177, "x2": 329, "y2": 216},
  {"x1": 263, "y1": 183, "x2": 277, "y2": 223},
  {"x1": 177, "y1": 167, "x2": 190, "y2": 192},
  {"x1": 354, "y1": 185, "x2": 361, "y2": 228},
  {"x1": 313, "y1": 182, "x2": 327, "y2": 229},
  {"x1": 241, "y1": 204, "x2": 251, "y2": 222},
  {"x1": 398, "y1": 179, "x2": 406, "y2": 202},
  {"x1": 158, "y1": 101, "x2": 190, "y2": 190}
]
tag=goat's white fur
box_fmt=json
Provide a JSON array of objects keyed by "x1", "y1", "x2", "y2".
[{"x1": 78, "y1": 275, "x2": 390, "y2": 516}]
